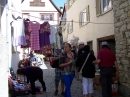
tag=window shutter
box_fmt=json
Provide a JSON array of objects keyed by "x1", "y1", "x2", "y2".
[
  {"x1": 67, "y1": 0, "x2": 69, "y2": 9},
  {"x1": 67, "y1": 23, "x2": 70, "y2": 33},
  {"x1": 86, "y1": 5, "x2": 90, "y2": 22},
  {"x1": 79, "y1": 12, "x2": 81, "y2": 26},
  {"x1": 96, "y1": 0, "x2": 101, "y2": 16},
  {"x1": 71, "y1": 20, "x2": 73, "y2": 32}
]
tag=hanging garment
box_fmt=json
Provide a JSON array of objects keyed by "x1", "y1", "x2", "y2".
[
  {"x1": 39, "y1": 22, "x2": 50, "y2": 48},
  {"x1": 54, "y1": 32, "x2": 61, "y2": 49},
  {"x1": 29, "y1": 22, "x2": 40, "y2": 51},
  {"x1": 38, "y1": 22, "x2": 51, "y2": 55},
  {"x1": 49, "y1": 25, "x2": 56, "y2": 44},
  {"x1": 21, "y1": 21, "x2": 31, "y2": 48},
  {"x1": 12, "y1": 19, "x2": 26, "y2": 47}
]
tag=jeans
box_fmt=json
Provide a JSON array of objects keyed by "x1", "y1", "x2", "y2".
[
  {"x1": 100, "y1": 68, "x2": 113, "y2": 97},
  {"x1": 82, "y1": 77, "x2": 93, "y2": 95},
  {"x1": 62, "y1": 73, "x2": 74, "y2": 97}
]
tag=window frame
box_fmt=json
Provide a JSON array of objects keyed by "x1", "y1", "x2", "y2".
[
  {"x1": 40, "y1": 13, "x2": 54, "y2": 21},
  {"x1": 101, "y1": 0, "x2": 112, "y2": 14},
  {"x1": 67, "y1": 20, "x2": 73, "y2": 34},
  {"x1": 79, "y1": 5, "x2": 90, "y2": 27}
]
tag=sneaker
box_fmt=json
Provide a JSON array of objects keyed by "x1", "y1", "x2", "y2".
[
  {"x1": 54, "y1": 90, "x2": 58, "y2": 96},
  {"x1": 61, "y1": 92, "x2": 64, "y2": 96}
]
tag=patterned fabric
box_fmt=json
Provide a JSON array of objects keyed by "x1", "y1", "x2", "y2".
[
  {"x1": 55, "y1": 68, "x2": 64, "y2": 84},
  {"x1": 29, "y1": 22, "x2": 40, "y2": 50},
  {"x1": 39, "y1": 22, "x2": 50, "y2": 48},
  {"x1": 59, "y1": 53, "x2": 75, "y2": 75},
  {"x1": 54, "y1": 32, "x2": 61, "y2": 49},
  {"x1": 21, "y1": 21, "x2": 31, "y2": 48}
]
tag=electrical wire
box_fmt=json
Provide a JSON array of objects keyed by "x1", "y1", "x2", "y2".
[{"x1": 0, "y1": 5, "x2": 114, "y2": 25}]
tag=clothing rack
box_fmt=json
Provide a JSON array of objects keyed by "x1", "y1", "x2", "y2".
[{"x1": 0, "y1": 5, "x2": 114, "y2": 25}]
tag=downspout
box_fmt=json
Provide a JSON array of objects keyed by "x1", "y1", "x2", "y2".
[{"x1": 6, "y1": 0, "x2": 12, "y2": 72}]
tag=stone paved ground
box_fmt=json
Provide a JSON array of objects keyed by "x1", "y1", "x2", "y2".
[{"x1": 17, "y1": 62, "x2": 121, "y2": 97}]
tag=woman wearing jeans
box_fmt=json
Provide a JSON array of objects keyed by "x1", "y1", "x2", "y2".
[
  {"x1": 59, "y1": 43, "x2": 76, "y2": 97},
  {"x1": 76, "y1": 45, "x2": 96, "y2": 97}
]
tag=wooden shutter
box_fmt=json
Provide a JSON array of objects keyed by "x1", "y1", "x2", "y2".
[
  {"x1": 67, "y1": 0, "x2": 69, "y2": 9},
  {"x1": 86, "y1": 5, "x2": 90, "y2": 22},
  {"x1": 79, "y1": 12, "x2": 81, "y2": 26},
  {"x1": 96, "y1": 0, "x2": 101, "y2": 16},
  {"x1": 67, "y1": 23, "x2": 70, "y2": 33}
]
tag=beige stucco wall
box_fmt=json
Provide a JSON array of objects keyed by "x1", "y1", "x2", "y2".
[
  {"x1": 21, "y1": 0, "x2": 59, "y2": 25},
  {"x1": 66, "y1": 0, "x2": 114, "y2": 56}
]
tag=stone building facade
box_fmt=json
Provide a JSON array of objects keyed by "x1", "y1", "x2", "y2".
[{"x1": 112, "y1": 0, "x2": 130, "y2": 96}]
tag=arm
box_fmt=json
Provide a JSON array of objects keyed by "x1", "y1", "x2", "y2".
[
  {"x1": 93, "y1": 59, "x2": 101, "y2": 64},
  {"x1": 52, "y1": 57, "x2": 59, "y2": 61},
  {"x1": 59, "y1": 59, "x2": 72, "y2": 67},
  {"x1": 114, "y1": 61, "x2": 119, "y2": 77}
]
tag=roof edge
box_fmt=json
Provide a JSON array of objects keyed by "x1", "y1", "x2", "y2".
[{"x1": 49, "y1": 0, "x2": 62, "y2": 14}]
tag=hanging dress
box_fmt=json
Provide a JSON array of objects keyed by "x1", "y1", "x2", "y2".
[
  {"x1": 29, "y1": 22, "x2": 40, "y2": 51},
  {"x1": 12, "y1": 19, "x2": 26, "y2": 47},
  {"x1": 21, "y1": 20, "x2": 31, "y2": 48}
]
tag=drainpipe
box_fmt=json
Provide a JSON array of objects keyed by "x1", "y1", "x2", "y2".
[{"x1": 6, "y1": 0, "x2": 12, "y2": 72}]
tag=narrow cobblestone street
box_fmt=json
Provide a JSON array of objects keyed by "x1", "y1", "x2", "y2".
[{"x1": 16, "y1": 62, "x2": 121, "y2": 97}]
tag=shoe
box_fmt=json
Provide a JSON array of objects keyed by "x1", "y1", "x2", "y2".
[
  {"x1": 54, "y1": 90, "x2": 58, "y2": 96},
  {"x1": 61, "y1": 92, "x2": 64, "y2": 96}
]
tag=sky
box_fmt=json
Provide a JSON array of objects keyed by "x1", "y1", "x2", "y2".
[{"x1": 53, "y1": 0, "x2": 66, "y2": 8}]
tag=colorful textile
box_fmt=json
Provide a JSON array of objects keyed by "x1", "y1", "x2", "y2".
[
  {"x1": 29, "y1": 22, "x2": 40, "y2": 50},
  {"x1": 59, "y1": 53, "x2": 75, "y2": 75},
  {"x1": 39, "y1": 22, "x2": 50, "y2": 48},
  {"x1": 21, "y1": 21, "x2": 31, "y2": 48}
]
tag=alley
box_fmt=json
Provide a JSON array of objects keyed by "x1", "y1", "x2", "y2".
[{"x1": 16, "y1": 62, "x2": 121, "y2": 97}]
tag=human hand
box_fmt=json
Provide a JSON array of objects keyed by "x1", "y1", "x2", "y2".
[{"x1": 116, "y1": 72, "x2": 119, "y2": 78}]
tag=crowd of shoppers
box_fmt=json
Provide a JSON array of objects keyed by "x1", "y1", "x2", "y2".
[{"x1": 16, "y1": 41, "x2": 119, "y2": 97}]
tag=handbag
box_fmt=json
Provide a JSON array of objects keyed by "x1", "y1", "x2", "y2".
[
  {"x1": 78, "y1": 53, "x2": 90, "y2": 80},
  {"x1": 49, "y1": 57, "x2": 59, "y2": 68}
]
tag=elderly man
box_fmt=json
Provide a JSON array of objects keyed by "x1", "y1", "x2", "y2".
[
  {"x1": 77, "y1": 42, "x2": 85, "y2": 57},
  {"x1": 93, "y1": 41, "x2": 119, "y2": 97}
]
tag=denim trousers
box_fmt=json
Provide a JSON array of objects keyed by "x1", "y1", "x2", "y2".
[{"x1": 62, "y1": 73, "x2": 74, "y2": 97}]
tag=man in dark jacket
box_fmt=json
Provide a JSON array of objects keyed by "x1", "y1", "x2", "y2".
[{"x1": 17, "y1": 66, "x2": 46, "y2": 95}]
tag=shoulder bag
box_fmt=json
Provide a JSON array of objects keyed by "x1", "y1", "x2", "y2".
[{"x1": 78, "y1": 53, "x2": 90, "y2": 80}]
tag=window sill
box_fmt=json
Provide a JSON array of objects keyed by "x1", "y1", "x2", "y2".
[
  {"x1": 101, "y1": 8, "x2": 113, "y2": 16},
  {"x1": 41, "y1": 20, "x2": 54, "y2": 21},
  {"x1": 79, "y1": 22, "x2": 89, "y2": 28}
]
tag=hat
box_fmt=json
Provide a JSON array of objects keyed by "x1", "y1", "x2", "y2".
[
  {"x1": 78, "y1": 42, "x2": 84, "y2": 45},
  {"x1": 101, "y1": 41, "x2": 109, "y2": 46}
]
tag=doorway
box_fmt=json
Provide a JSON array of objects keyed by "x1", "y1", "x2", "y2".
[{"x1": 97, "y1": 35, "x2": 115, "y2": 53}]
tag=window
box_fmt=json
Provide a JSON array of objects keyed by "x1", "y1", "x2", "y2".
[
  {"x1": 96, "y1": 0, "x2": 112, "y2": 16},
  {"x1": 41, "y1": 14, "x2": 54, "y2": 21},
  {"x1": 101, "y1": 0, "x2": 112, "y2": 13},
  {"x1": 30, "y1": 0, "x2": 45, "y2": 7},
  {"x1": 22, "y1": 13, "x2": 30, "y2": 19},
  {"x1": 79, "y1": 5, "x2": 90, "y2": 26},
  {"x1": 87, "y1": 41, "x2": 93, "y2": 50},
  {"x1": 68, "y1": 0, "x2": 71, "y2": 8},
  {"x1": 67, "y1": 20, "x2": 73, "y2": 33}
]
